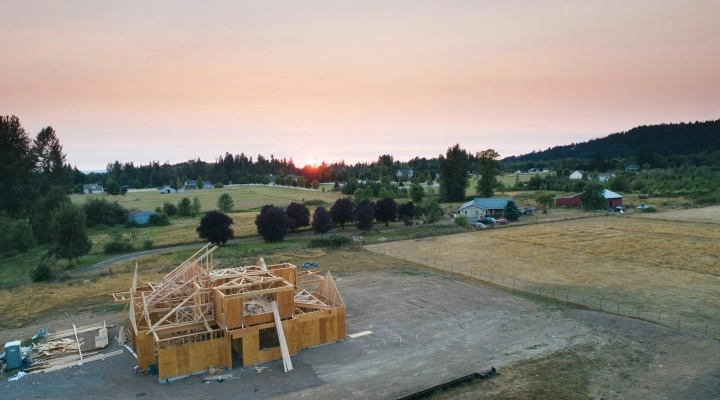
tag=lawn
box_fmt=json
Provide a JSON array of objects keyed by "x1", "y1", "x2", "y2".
[{"x1": 367, "y1": 212, "x2": 720, "y2": 336}]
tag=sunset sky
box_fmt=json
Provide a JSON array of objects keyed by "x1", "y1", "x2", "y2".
[{"x1": 2, "y1": 1, "x2": 719, "y2": 171}]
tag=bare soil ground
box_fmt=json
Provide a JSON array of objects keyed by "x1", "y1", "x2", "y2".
[{"x1": 3, "y1": 264, "x2": 719, "y2": 399}]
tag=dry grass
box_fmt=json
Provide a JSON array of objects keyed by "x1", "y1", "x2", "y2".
[{"x1": 367, "y1": 212, "x2": 720, "y2": 326}]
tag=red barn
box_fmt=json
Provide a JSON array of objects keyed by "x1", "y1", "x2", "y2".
[{"x1": 555, "y1": 189, "x2": 623, "y2": 209}]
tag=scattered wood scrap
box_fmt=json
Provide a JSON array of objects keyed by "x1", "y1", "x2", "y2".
[
  {"x1": 202, "y1": 373, "x2": 233, "y2": 382},
  {"x1": 348, "y1": 330, "x2": 373, "y2": 339}
]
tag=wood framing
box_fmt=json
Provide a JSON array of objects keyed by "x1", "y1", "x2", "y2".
[{"x1": 113, "y1": 244, "x2": 346, "y2": 382}]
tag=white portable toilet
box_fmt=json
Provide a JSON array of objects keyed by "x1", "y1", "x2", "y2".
[{"x1": 4, "y1": 340, "x2": 22, "y2": 369}]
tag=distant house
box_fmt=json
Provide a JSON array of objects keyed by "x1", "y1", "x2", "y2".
[
  {"x1": 626, "y1": 165, "x2": 640, "y2": 172},
  {"x1": 458, "y1": 198, "x2": 514, "y2": 218},
  {"x1": 185, "y1": 180, "x2": 211, "y2": 190},
  {"x1": 569, "y1": 170, "x2": 585, "y2": 180},
  {"x1": 396, "y1": 169, "x2": 413, "y2": 180},
  {"x1": 555, "y1": 189, "x2": 623, "y2": 209},
  {"x1": 83, "y1": 183, "x2": 104, "y2": 194},
  {"x1": 128, "y1": 210, "x2": 158, "y2": 225},
  {"x1": 157, "y1": 185, "x2": 185, "y2": 194},
  {"x1": 597, "y1": 173, "x2": 615, "y2": 182}
]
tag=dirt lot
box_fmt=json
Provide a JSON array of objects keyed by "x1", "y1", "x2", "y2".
[{"x1": 4, "y1": 268, "x2": 720, "y2": 399}]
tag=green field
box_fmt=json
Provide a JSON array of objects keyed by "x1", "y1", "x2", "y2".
[{"x1": 70, "y1": 184, "x2": 344, "y2": 213}]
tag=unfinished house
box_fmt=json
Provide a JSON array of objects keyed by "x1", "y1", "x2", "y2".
[{"x1": 112, "y1": 244, "x2": 345, "y2": 382}]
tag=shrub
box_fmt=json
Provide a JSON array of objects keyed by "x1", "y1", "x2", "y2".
[
  {"x1": 29, "y1": 262, "x2": 55, "y2": 282},
  {"x1": 454, "y1": 215, "x2": 469, "y2": 227},
  {"x1": 162, "y1": 202, "x2": 177, "y2": 216},
  {"x1": 308, "y1": 234, "x2": 352, "y2": 248},
  {"x1": 213, "y1": 182, "x2": 224, "y2": 188},
  {"x1": 149, "y1": 213, "x2": 170, "y2": 226},
  {"x1": 638, "y1": 206, "x2": 658, "y2": 213},
  {"x1": 83, "y1": 198, "x2": 129, "y2": 227},
  {"x1": 303, "y1": 199, "x2": 328, "y2": 207},
  {"x1": 104, "y1": 240, "x2": 133, "y2": 254},
  {"x1": 143, "y1": 238, "x2": 154, "y2": 249},
  {"x1": 124, "y1": 220, "x2": 140, "y2": 228}
]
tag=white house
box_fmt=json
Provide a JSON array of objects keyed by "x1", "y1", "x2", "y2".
[
  {"x1": 569, "y1": 170, "x2": 585, "y2": 180},
  {"x1": 396, "y1": 169, "x2": 413, "y2": 180},
  {"x1": 458, "y1": 198, "x2": 514, "y2": 218},
  {"x1": 83, "y1": 184, "x2": 104, "y2": 194},
  {"x1": 597, "y1": 173, "x2": 615, "y2": 182}
]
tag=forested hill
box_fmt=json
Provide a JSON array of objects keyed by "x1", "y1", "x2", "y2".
[{"x1": 505, "y1": 120, "x2": 720, "y2": 162}]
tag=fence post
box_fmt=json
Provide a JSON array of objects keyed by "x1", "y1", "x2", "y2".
[
  {"x1": 513, "y1": 279, "x2": 515, "y2": 291},
  {"x1": 490, "y1": 274, "x2": 492, "y2": 283},
  {"x1": 617, "y1": 302, "x2": 620, "y2": 314},
  {"x1": 502, "y1": 276, "x2": 504, "y2": 286},
  {"x1": 599, "y1": 298, "x2": 602, "y2": 310},
  {"x1": 637, "y1": 306, "x2": 640, "y2": 319},
  {"x1": 566, "y1": 291, "x2": 568, "y2": 302},
  {"x1": 706, "y1": 321, "x2": 708, "y2": 338},
  {"x1": 658, "y1": 310, "x2": 661, "y2": 324},
  {"x1": 552, "y1": 288, "x2": 555, "y2": 298},
  {"x1": 582, "y1": 293, "x2": 584, "y2": 305}
]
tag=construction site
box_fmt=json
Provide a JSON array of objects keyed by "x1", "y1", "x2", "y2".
[{"x1": 112, "y1": 244, "x2": 346, "y2": 382}]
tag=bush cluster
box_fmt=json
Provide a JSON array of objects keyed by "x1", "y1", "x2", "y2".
[{"x1": 308, "y1": 234, "x2": 352, "y2": 248}]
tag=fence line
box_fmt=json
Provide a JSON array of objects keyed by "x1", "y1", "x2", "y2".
[{"x1": 371, "y1": 245, "x2": 718, "y2": 341}]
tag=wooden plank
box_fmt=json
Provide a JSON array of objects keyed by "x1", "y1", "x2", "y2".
[
  {"x1": 271, "y1": 301, "x2": 293, "y2": 372},
  {"x1": 41, "y1": 350, "x2": 124, "y2": 373},
  {"x1": 348, "y1": 330, "x2": 373, "y2": 339}
]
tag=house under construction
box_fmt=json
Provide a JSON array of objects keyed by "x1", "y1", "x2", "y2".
[{"x1": 112, "y1": 244, "x2": 345, "y2": 382}]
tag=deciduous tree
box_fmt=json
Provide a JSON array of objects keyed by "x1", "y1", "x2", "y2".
[
  {"x1": 311, "y1": 206, "x2": 334, "y2": 236},
  {"x1": 535, "y1": 191, "x2": 555, "y2": 212},
  {"x1": 330, "y1": 198, "x2": 354, "y2": 228},
  {"x1": 286, "y1": 202, "x2": 310, "y2": 231},
  {"x1": 580, "y1": 182, "x2": 607, "y2": 211},
  {"x1": 197, "y1": 210, "x2": 235, "y2": 245},
  {"x1": 49, "y1": 203, "x2": 92, "y2": 265},
  {"x1": 105, "y1": 178, "x2": 120, "y2": 196},
  {"x1": 255, "y1": 204, "x2": 291, "y2": 241},
  {"x1": 197, "y1": 176, "x2": 204, "y2": 189},
  {"x1": 374, "y1": 197, "x2": 397, "y2": 226},
  {"x1": 354, "y1": 199, "x2": 375, "y2": 231},
  {"x1": 409, "y1": 183, "x2": 425, "y2": 203}
]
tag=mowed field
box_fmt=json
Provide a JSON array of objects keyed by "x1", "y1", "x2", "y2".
[
  {"x1": 70, "y1": 185, "x2": 343, "y2": 213},
  {"x1": 367, "y1": 211, "x2": 720, "y2": 331}
]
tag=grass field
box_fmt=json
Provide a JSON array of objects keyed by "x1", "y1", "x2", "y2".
[
  {"x1": 70, "y1": 184, "x2": 344, "y2": 213},
  {"x1": 367, "y1": 213, "x2": 720, "y2": 333}
]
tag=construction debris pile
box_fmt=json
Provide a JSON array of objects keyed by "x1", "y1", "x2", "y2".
[
  {"x1": 1, "y1": 322, "x2": 123, "y2": 378},
  {"x1": 112, "y1": 244, "x2": 345, "y2": 382}
]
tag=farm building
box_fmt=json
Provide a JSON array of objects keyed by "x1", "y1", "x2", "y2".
[
  {"x1": 458, "y1": 198, "x2": 514, "y2": 218},
  {"x1": 568, "y1": 170, "x2": 585, "y2": 180},
  {"x1": 128, "y1": 210, "x2": 158, "y2": 225},
  {"x1": 157, "y1": 185, "x2": 185, "y2": 194},
  {"x1": 555, "y1": 189, "x2": 624, "y2": 209},
  {"x1": 113, "y1": 244, "x2": 345, "y2": 382},
  {"x1": 396, "y1": 169, "x2": 414, "y2": 180},
  {"x1": 184, "y1": 180, "x2": 212, "y2": 190},
  {"x1": 597, "y1": 173, "x2": 615, "y2": 182}
]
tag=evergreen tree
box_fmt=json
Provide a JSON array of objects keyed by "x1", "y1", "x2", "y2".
[
  {"x1": 439, "y1": 144, "x2": 470, "y2": 202},
  {"x1": 31, "y1": 187, "x2": 71, "y2": 244},
  {"x1": 217, "y1": 193, "x2": 234, "y2": 213},
  {"x1": 197, "y1": 175, "x2": 204, "y2": 189},
  {"x1": 476, "y1": 149, "x2": 501, "y2": 198},
  {"x1": 196, "y1": 210, "x2": 235, "y2": 245},
  {"x1": 192, "y1": 197, "x2": 202, "y2": 215},
  {"x1": 177, "y1": 197, "x2": 193, "y2": 217},
  {"x1": 311, "y1": 206, "x2": 334, "y2": 236},
  {"x1": 0, "y1": 115, "x2": 37, "y2": 217},
  {"x1": 503, "y1": 199, "x2": 522, "y2": 221},
  {"x1": 10, "y1": 220, "x2": 35, "y2": 256},
  {"x1": 33, "y1": 126, "x2": 68, "y2": 194}
]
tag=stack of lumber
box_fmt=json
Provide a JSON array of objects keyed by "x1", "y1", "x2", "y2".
[{"x1": 35, "y1": 338, "x2": 84, "y2": 356}]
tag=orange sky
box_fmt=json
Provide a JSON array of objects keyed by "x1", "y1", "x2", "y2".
[{"x1": 2, "y1": 1, "x2": 719, "y2": 170}]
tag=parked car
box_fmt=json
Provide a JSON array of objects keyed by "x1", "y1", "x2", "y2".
[
  {"x1": 614, "y1": 205, "x2": 626, "y2": 212},
  {"x1": 479, "y1": 217, "x2": 498, "y2": 225},
  {"x1": 497, "y1": 218, "x2": 509, "y2": 225},
  {"x1": 637, "y1": 204, "x2": 652, "y2": 210},
  {"x1": 470, "y1": 222, "x2": 488, "y2": 229}
]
